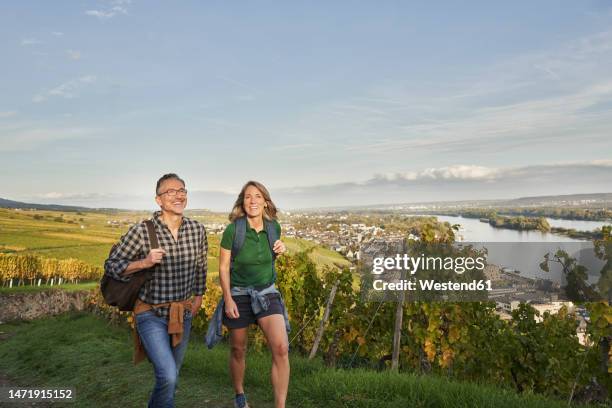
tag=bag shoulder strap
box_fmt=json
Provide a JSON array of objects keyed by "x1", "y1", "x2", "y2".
[
  {"x1": 264, "y1": 219, "x2": 278, "y2": 261},
  {"x1": 143, "y1": 219, "x2": 160, "y2": 250},
  {"x1": 264, "y1": 219, "x2": 279, "y2": 283},
  {"x1": 231, "y1": 217, "x2": 247, "y2": 261}
]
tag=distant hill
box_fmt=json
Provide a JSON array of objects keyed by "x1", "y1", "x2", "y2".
[
  {"x1": 300, "y1": 192, "x2": 612, "y2": 212},
  {"x1": 0, "y1": 197, "x2": 220, "y2": 215},
  {"x1": 0, "y1": 197, "x2": 98, "y2": 212},
  {"x1": 509, "y1": 193, "x2": 612, "y2": 206}
]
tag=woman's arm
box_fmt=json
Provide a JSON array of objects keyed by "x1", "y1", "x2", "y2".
[{"x1": 219, "y1": 247, "x2": 239, "y2": 318}]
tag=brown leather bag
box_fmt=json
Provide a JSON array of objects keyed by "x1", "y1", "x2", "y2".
[{"x1": 100, "y1": 220, "x2": 159, "y2": 311}]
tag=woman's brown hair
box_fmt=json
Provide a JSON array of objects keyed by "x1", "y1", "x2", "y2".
[{"x1": 229, "y1": 180, "x2": 278, "y2": 222}]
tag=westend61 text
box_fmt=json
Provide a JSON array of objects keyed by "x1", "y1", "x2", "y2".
[
  {"x1": 372, "y1": 254, "x2": 486, "y2": 275},
  {"x1": 373, "y1": 279, "x2": 493, "y2": 291}
]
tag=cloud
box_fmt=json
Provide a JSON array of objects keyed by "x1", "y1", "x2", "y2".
[
  {"x1": 85, "y1": 10, "x2": 115, "y2": 19},
  {"x1": 373, "y1": 165, "x2": 501, "y2": 182},
  {"x1": 49, "y1": 75, "x2": 96, "y2": 97},
  {"x1": 22, "y1": 189, "x2": 236, "y2": 212},
  {"x1": 0, "y1": 111, "x2": 18, "y2": 118},
  {"x1": 533, "y1": 64, "x2": 560, "y2": 81},
  {"x1": 85, "y1": 0, "x2": 130, "y2": 19},
  {"x1": 38, "y1": 192, "x2": 111, "y2": 200},
  {"x1": 365, "y1": 161, "x2": 612, "y2": 187},
  {"x1": 22, "y1": 191, "x2": 154, "y2": 211},
  {"x1": 218, "y1": 75, "x2": 256, "y2": 90},
  {"x1": 51, "y1": 31, "x2": 64, "y2": 37},
  {"x1": 269, "y1": 143, "x2": 315, "y2": 152},
  {"x1": 33, "y1": 75, "x2": 96, "y2": 103},
  {"x1": 66, "y1": 50, "x2": 81, "y2": 60},
  {"x1": 39, "y1": 192, "x2": 69, "y2": 199},
  {"x1": 340, "y1": 79, "x2": 612, "y2": 156},
  {"x1": 20, "y1": 38, "x2": 41, "y2": 46},
  {"x1": 267, "y1": 161, "x2": 612, "y2": 209},
  {"x1": 274, "y1": 29, "x2": 612, "y2": 163},
  {"x1": 0, "y1": 125, "x2": 99, "y2": 152}
]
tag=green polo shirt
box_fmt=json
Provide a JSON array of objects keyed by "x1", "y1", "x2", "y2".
[{"x1": 220, "y1": 219, "x2": 281, "y2": 287}]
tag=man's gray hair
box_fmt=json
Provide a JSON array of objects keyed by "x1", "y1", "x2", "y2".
[{"x1": 156, "y1": 173, "x2": 185, "y2": 195}]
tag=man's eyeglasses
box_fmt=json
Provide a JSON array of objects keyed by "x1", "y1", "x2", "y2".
[{"x1": 158, "y1": 188, "x2": 188, "y2": 197}]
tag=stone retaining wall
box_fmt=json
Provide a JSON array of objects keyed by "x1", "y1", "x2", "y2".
[{"x1": 0, "y1": 290, "x2": 92, "y2": 322}]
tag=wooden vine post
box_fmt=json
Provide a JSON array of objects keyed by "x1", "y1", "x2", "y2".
[
  {"x1": 391, "y1": 239, "x2": 408, "y2": 371},
  {"x1": 309, "y1": 279, "x2": 340, "y2": 359}
]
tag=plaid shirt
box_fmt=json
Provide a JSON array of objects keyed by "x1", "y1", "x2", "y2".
[{"x1": 104, "y1": 211, "x2": 207, "y2": 318}]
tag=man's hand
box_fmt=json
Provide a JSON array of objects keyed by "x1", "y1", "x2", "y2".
[
  {"x1": 143, "y1": 248, "x2": 166, "y2": 268},
  {"x1": 191, "y1": 295, "x2": 203, "y2": 316}
]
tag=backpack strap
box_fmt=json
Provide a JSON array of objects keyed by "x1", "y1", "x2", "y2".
[
  {"x1": 264, "y1": 218, "x2": 279, "y2": 282},
  {"x1": 143, "y1": 220, "x2": 160, "y2": 250},
  {"x1": 231, "y1": 217, "x2": 247, "y2": 262},
  {"x1": 264, "y1": 218, "x2": 278, "y2": 259}
]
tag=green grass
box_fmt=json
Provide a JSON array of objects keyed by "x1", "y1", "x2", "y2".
[
  {"x1": 0, "y1": 281, "x2": 97, "y2": 294},
  {"x1": 0, "y1": 313, "x2": 601, "y2": 408},
  {"x1": 284, "y1": 237, "x2": 351, "y2": 269},
  {"x1": 21, "y1": 244, "x2": 115, "y2": 266}
]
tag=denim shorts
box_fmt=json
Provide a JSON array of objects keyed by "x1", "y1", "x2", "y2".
[{"x1": 222, "y1": 293, "x2": 284, "y2": 329}]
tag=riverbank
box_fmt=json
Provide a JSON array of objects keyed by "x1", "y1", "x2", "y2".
[
  {"x1": 428, "y1": 208, "x2": 612, "y2": 223},
  {"x1": 432, "y1": 214, "x2": 609, "y2": 244},
  {"x1": 550, "y1": 227, "x2": 608, "y2": 240}
]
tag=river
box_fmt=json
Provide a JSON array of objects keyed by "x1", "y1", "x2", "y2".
[{"x1": 429, "y1": 215, "x2": 610, "y2": 286}]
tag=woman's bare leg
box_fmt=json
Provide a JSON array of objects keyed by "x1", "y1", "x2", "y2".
[
  {"x1": 258, "y1": 314, "x2": 289, "y2": 408},
  {"x1": 229, "y1": 327, "x2": 249, "y2": 394}
]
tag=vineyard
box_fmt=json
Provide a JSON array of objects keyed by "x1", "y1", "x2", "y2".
[
  {"x1": 274, "y1": 253, "x2": 610, "y2": 404},
  {"x1": 0, "y1": 253, "x2": 102, "y2": 286}
]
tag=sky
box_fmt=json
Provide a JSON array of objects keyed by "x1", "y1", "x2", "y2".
[{"x1": 1, "y1": 1, "x2": 611, "y2": 211}]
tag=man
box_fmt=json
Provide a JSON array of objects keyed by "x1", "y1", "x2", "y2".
[{"x1": 104, "y1": 173, "x2": 207, "y2": 408}]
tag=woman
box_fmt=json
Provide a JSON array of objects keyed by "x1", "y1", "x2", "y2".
[{"x1": 218, "y1": 180, "x2": 289, "y2": 408}]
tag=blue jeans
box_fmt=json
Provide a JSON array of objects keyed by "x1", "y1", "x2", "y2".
[{"x1": 136, "y1": 310, "x2": 192, "y2": 408}]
